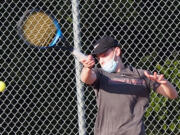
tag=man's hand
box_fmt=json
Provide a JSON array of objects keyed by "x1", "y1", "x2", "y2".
[
  {"x1": 80, "y1": 55, "x2": 95, "y2": 69},
  {"x1": 80, "y1": 55, "x2": 96, "y2": 84},
  {"x1": 144, "y1": 71, "x2": 167, "y2": 84}
]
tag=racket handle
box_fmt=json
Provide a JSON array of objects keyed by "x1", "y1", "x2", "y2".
[{"x1": 72, "y1": 49, "x2": 87, "y2": 61}]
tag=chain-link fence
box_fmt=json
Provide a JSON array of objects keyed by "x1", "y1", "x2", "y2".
[{"x1": 0, "y1": 0, "x2": 179, "y2": 135}]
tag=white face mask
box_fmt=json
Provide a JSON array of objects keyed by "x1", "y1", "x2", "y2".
[{"x1": 101, "y1": 51, "x2": 118, "y2": 73}]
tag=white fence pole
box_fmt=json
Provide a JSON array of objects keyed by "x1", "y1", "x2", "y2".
[{"x1": 72, "y1": 0, "x2": 86, "y2": 135}]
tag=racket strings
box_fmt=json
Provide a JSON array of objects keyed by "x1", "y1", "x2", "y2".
[{"x1": 23, "y1": 12, "x2": 56, "y2": 47}]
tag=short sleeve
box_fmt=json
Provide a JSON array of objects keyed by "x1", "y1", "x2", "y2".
[
  {"x1": 92, "y1": 68, "x2": 101, "y2": 90},
  {"x1": 136, "y1": 69, "x2": 160, "y2": 92}
]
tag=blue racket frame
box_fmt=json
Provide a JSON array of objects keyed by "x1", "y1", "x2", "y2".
[{"x1": 17, "y1": 9, "x2": 67, "y2": 50}]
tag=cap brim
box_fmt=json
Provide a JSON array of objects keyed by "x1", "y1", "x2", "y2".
[{"x1": 92, "y1": 47, "x2": 110, "y2": 56}]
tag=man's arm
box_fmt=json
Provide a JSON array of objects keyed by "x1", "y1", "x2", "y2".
[
  {"x1": 156, "y1": 80, "x2": 178, "y2": 99},
  {"x1": 144, "y1": 71, "x2": 178, "y2": 99},
  {"x1": 80, "y1": 55, "x2": 97, "y2": 85}
]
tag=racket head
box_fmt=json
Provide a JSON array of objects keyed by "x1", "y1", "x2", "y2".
[{"x1": 17, "y1": 9, "x2": 63, "y2": 49}]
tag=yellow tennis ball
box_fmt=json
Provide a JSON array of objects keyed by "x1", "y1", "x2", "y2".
[{"x1": 0, "y1": 81, "x2": 6, "y2": 92}]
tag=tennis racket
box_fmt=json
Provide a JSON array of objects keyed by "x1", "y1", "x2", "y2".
[{"x1": 17, "y1": 9, "x2": 87, "y2": 61}]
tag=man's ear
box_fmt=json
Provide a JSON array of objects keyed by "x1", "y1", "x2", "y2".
[{"x1": 115, "y1": 47, "x2": 121, "y2": 57}]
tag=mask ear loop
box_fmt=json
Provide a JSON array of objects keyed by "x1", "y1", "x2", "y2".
[{"x1": 112, "y1": 48, "x2": 117, "y2": 62}]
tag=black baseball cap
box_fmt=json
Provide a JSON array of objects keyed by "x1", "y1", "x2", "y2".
[{"x1": 92, "y1": 36, "x2": 120, "y2": 55}]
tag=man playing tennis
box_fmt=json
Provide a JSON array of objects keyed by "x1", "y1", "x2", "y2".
[{"x1": 80, "y1": 36, "x2": 178, "y2": 135}]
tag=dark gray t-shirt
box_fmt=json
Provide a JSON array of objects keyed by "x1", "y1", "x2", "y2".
[{"x1": 93, "y1": 66, "x2": 160, "y2": 135}]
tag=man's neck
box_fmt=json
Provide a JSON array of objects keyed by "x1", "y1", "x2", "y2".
[{"x1": 116, "y1": 59, "x2": 125, "y2": 73}]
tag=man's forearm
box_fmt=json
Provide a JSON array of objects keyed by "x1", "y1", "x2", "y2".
[
  {"x1": 81, "y1": 67, "x2": 96, "y2": 84},
  {"x1": 158, "y1": 81, "x2": 178, "y2": 99}
]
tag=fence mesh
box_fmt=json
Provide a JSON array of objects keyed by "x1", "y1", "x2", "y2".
[{"x1": 0, "y1": 0, "x2": 179, "y2": 135}]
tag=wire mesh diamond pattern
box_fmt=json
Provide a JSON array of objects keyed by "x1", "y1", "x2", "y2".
[{"x1": 0, "y1": 0, "x2": 179, "y2": 135}]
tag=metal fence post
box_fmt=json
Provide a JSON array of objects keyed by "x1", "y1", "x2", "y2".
[{"x1": 72, "y1": 0, "x2": 86, "y2": 135}]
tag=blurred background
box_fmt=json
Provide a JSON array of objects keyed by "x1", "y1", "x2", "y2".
[{"x1": 0, "y1": 0, "x2": 179, "y2": 134}]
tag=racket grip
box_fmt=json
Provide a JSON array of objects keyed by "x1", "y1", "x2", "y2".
[{"x1": 71, "y1": 49, "x2": 87, "y2": 61}]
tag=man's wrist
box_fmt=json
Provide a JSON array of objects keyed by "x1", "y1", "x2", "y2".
[{"x1": 83, "y1": 66, "x2": 92, "y2": 70}]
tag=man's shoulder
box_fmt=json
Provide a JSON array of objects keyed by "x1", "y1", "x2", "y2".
[{"x1": 122, "y1": 66, "x2": 146, "y2": 78}]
